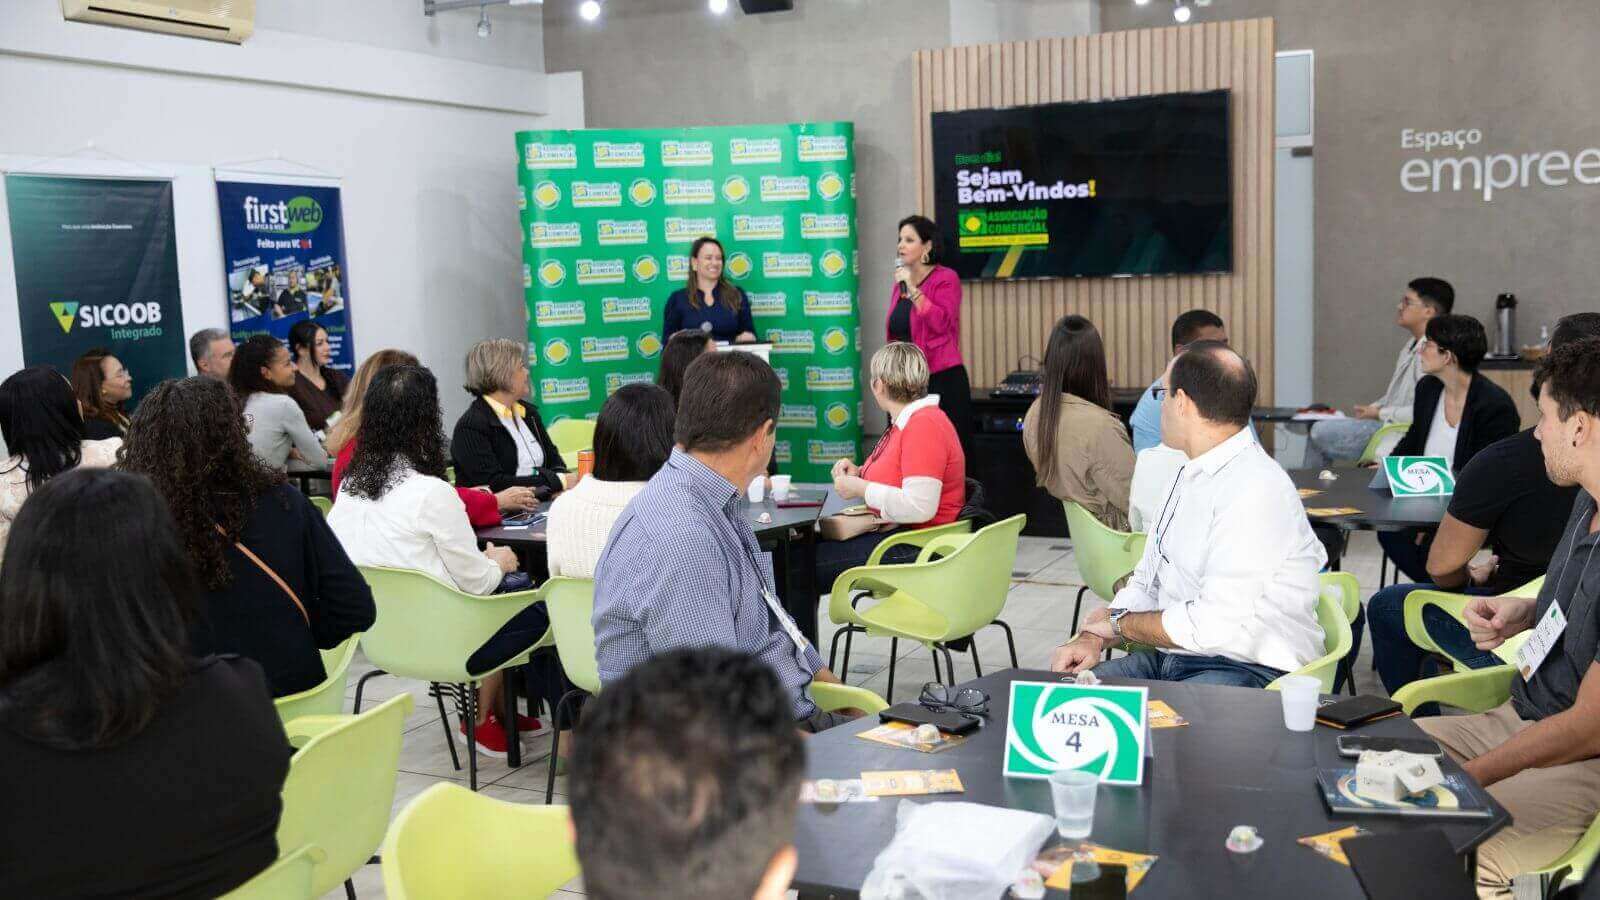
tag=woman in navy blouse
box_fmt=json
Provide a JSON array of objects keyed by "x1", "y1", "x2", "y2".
[{"x1": 661, "y1": 236, "x2": 758, "y2": 343}]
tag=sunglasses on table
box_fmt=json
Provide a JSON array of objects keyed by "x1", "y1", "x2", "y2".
[{"x1": 919, "y1": 683, "x2": 991, "y2": 718}]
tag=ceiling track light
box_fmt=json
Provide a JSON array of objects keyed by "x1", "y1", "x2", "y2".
[
  {"x1": 476, "y1": 4, "x2": 491, "y2": 37},
  {"x1": 1173, "y1": 1, "x2": 1192, "y2": 23}
]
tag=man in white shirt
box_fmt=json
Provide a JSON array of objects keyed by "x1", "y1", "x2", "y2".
[
  {"x1": 1305, "y1": 277, "x2": 1454, "y2": 467},
  {"x1": 1051, "y1": 343, "x2": 1328, "y2": 687}
]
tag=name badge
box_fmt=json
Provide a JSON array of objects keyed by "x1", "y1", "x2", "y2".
[
  {"x1": 762, "y1": 588, "x2": 810, "y2": 654},
  {"x1": 1515, "y1": 602, "x2": 1568, "y2": 681}
]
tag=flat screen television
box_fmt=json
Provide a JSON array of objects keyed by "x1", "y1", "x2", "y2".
[{"x1": 930, "y1": 89, "x2": 1232, "y2": 279}]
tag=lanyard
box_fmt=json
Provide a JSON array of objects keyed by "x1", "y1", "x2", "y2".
[{"x1": 731, "y1": 501, "x2": 811, "y2": 655}]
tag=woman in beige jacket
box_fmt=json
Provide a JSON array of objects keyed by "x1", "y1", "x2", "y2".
[{"x1": 1022, "y1": 315, "x2": 1135, "y2": 531}]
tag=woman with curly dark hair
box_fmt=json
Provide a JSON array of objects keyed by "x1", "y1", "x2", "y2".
[
  {"x1": 120, "y1": 375, "x2": 373, "y2": 697},
  {"x1": 330, "y1": 364, "x2": 555, "y2": 758}
]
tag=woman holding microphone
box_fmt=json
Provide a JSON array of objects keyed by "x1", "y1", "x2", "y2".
[
  {"x1": 661, "y1": 236, "x2": 758, "y2": 344},
  {"x1": 886, "y1": 215, "x2": 973, "y2": 475}
]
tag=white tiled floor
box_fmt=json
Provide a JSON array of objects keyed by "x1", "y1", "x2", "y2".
[{"x1": 327, "y1": 532, "x2": 1394, "y2": 898}]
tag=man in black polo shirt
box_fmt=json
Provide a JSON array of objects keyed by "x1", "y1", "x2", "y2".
[{"x1": 1421, "y1": 337, "x2": 1600, "y2": 897}]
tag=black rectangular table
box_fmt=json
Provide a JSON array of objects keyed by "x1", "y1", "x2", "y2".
[
  {"x1": 1289, "y1": 467, "x2": 1452, "y2": 532},
  {"x1": 794, "y1": 669, "x2": 1508, "y2": 899}
]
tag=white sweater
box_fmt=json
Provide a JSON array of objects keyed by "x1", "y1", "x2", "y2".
[
  {"x1": 327, "y1": 468, "x2": 502, "y2": 595},
  {"x1": 545, "y1": 477, "x2": 648, "y2": 579}
]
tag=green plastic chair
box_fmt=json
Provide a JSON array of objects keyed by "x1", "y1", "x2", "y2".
[
  {"x1": 383, "y1": 782, "x2": 579, "y2": 900},
  {"x1": 1317, "y1": 571, "x2": 1362, "y2": 695},
  {"x1": 1357, "y1": 421, "x2": 1411, "y2": 465},
  {"x1": 1267, "y1": 573, "x2": 1357, "y2": 693},
  {"x1": 541, "y1": 577, "x2": 599, "y2": 804},
  {"x1": 221, "y1": 845, "x2": 324, "y2": 900},
  {"x1": 823, "y1": 519, "x2": 972, "y2": 675},
  {"x1": 546, "y1": 418, "x2": 596, "y2": 470},
  {"x1": 274, "y1": 633, "x2": 361, "y2": 729},
  {"x1": 827, "y1": 515, "x2": 1025, "y2": 702},
  {"x1": 1402, "y1": 576, "x2": 1545, "y2": 672},
  {"x1": 310, "y1": 495, "x2": 333, "y2": 517},
  {"x1": 810, "y1": 680, "x2": 889, "y2": 715},
  {"x1": 353, "y1": 565, "x2": 553, "y2": 790},
  {"x1": 1062, "y1": 501, "x2": 1148, "y2": 636},
  {"x1": 277, "y1": 693, "x2": 413, "y2": 899}
]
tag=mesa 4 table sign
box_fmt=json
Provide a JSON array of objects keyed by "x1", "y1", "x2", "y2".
[{"x1": 1005, "y1": 681, "x2": 1149, "y2": 786}]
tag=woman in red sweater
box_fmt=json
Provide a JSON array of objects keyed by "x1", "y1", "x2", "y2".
[
  {"x1": 327, "y1": 349, "x2": 534, "y2": 524},
  {"x1": 885, "y1": 214, "x2": 974, "y2": 476},
  {"x1": 813, "y1": 342, "x2": 967, "y2": 601}
]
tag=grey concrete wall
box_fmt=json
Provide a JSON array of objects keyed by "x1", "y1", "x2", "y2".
[{"x1": 1103, "y1": 0, "x2": 1600, "y2": 409}]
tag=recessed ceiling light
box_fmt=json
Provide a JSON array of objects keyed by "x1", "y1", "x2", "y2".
[
  {"x1": 709, "y1": 0, "x2": 729, "y2": 12},
  {"x1": 1174, "y1": 3, "x2": 1192, "y2": 23},
  {"x1": 580, "y1": 0, "x2": 601, "y2": 21}
]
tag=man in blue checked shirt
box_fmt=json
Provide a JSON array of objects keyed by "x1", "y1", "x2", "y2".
[{"x1": 593, "y1": 350, "x2": 853, "y2": 732}]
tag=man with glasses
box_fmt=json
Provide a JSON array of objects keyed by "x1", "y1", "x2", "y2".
[
  {"x1": 1051, "y1": 342, "x2": 1328, "y2": 687},
  {"x1": 1305, "y1": 277, "x2": 1454, "y2": 467}
]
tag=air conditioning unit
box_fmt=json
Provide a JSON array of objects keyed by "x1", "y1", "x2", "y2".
[{"x1": 61, "y1": 0, "x2": 255, "y2": 44}]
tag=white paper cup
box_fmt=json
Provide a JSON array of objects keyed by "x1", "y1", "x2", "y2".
[
  {"x1": 748, "y1": 476, "x2": 766, "y2": 502},
  {"x1": 1278, "y1": 675, "x2": 1320, "y2": 732},
  {"x1": 770, "y1": 475, "x2": 793, "y2": 500}
]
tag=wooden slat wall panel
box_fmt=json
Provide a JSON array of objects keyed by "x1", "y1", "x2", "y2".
[{"x1": 912, "y1": 19, "x2": 1276, "y2": 400}]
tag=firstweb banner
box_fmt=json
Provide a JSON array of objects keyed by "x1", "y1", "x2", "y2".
[
  {"x1": 5, "y1": 175, "x2": 186, "y2": 403},
  {"x1": 515, "y1": 123, "x2": 860, "y2": 482},
  {"x1": 216, "y1": 179, "x2": 356, "y2": 375}
]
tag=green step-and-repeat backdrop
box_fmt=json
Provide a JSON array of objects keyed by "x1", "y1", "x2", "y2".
[{"x1": 514, "y1": 122, "x2": 860, "y2": 482}]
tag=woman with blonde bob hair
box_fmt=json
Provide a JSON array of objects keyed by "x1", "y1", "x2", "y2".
[
  {"x1": 809, "y1": 342, "x2": 967, "y2": 603},
  {"x1": 329, "y1": 349, "x2": 533, "y2": 525},
  {"x1": 450, "y1": 338, "x2": 569, "y2": 495}
]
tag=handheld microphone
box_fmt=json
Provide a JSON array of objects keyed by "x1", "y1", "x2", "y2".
[{"x1": 894, "y1": 257, "x2": 908, "y2": 303}]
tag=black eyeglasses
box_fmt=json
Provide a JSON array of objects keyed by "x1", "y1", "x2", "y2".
[
  {"x1": 919, "y1": 683, "x2": 990, "y2": 717},
  {"x1": 1152, "y1": 386, "x2": 1169, "y2": 402}
]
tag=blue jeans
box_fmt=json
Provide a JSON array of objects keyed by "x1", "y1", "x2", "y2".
[
  {"x1": 1361, "y1": 582, "x2": 1500, "y2": 698},
  {"x1": 1092, "y1": 650, "x2": 1285, "y2": 688},
  {"x1": 1306, "y1": 418, "x2": 1382, "y2": 468}
]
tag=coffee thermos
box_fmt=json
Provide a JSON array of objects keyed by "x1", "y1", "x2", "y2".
[{"x1": 1493, "y1": 292, "x2": 1517, "y2": 359}]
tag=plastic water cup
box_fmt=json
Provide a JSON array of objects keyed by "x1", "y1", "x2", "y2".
[
  {"x1": 748, "y1": 476, "x2": 766, "y2": 502},
  {"x1": 1048, "y1": 769, "x2": 1099, "y2": 839},
  {"x1": 1278, "y1": 675, "x2": 1320, "y2": 732},
  {"x1": 770, "y1": 475, "x2": 793, "y2": 500}
]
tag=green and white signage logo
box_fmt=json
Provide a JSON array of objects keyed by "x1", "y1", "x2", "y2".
[
  {"x1": 1382, "y1": 456, "x2": 1457, "y2": 497},
  {"x1": 516, "y1": 122, "x2": 859, "y2": 482},
  {"x1": 1005, "y1": 681, "x2": 1148, "y2": 785}
]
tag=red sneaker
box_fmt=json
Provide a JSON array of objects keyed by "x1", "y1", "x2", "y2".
[
  {"x1": 512, "y1": 714, "x2": 547, "y2": 738},
  {"x1": 459, "y1": 715, "x2": 509, "y2": 758}
]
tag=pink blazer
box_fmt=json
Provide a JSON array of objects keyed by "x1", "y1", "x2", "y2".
[{"x1": 885, "y1": 265, "x2": 964, "y2": 374}]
